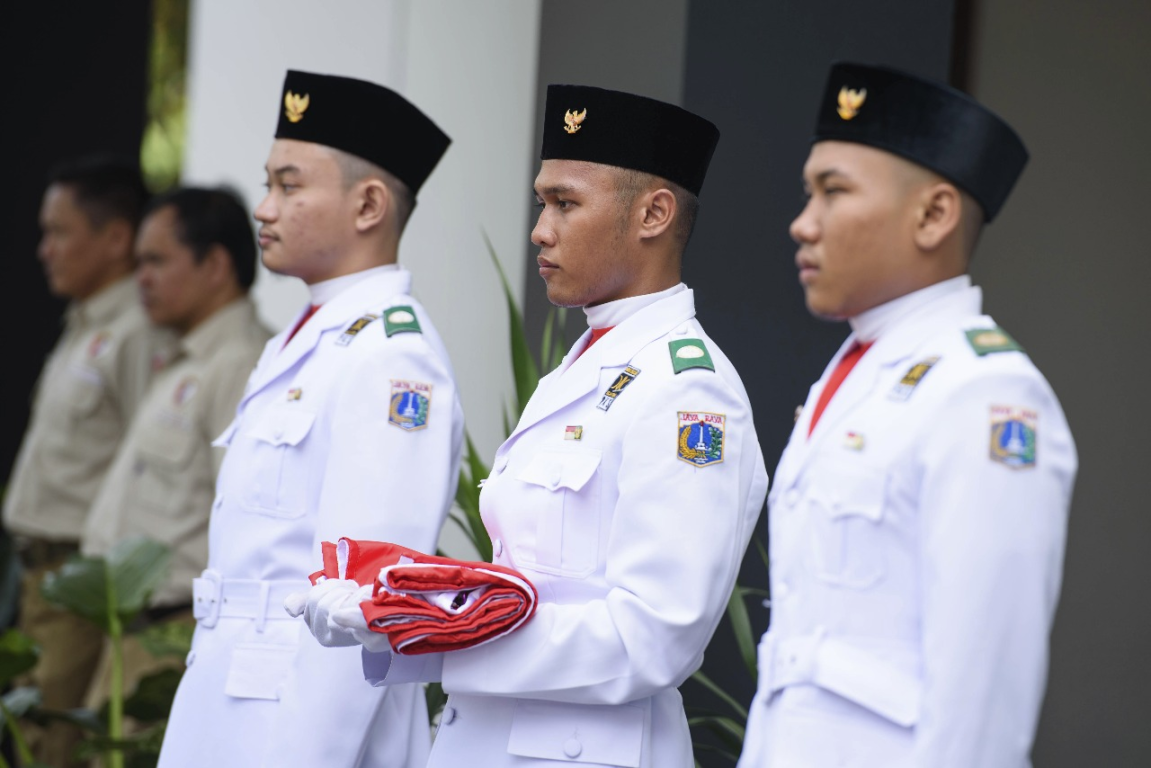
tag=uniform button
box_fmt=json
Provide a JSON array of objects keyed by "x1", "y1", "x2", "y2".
[
  {"x1": 274, "y1": 428, "x2": 285, "y2": 442},
  {"x1": 442, "y1": 706, "x2": 457, "y2": 725},
  {"x1": 563, "y1": 738, "x2": 582, "y2": 758},
  {"x1": 213, "y1": 496, "x2": 224, "y2": 510},
  {"x1": 185, "y1": 650, "x2": 196, "y2": 666},
  {"x1": 495, "y1": 456, "x2": 509, "y2": 472},
  {"x1": 775, "y1": 581, "x2": 790, "y2": 599},
  {"x1": 785, "y1": 488, "x2": 800, "y2": 507},
  {"x1": 493, "y1": 539, "x2": 504, "y2": 558}
]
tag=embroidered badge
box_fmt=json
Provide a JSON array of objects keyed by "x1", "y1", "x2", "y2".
[
  {"x1": 173, "y1": 376, "x2": 199, "y2": 406},
  {"x1": 564, "y1": 108, "x2": 587, "y2": 134},
  {"x1": 284, "y1": 90, "x2": 310, "y2": 123},
  {"x1": 843, "y1": 431, "x2": 864, "y2": 451},
  {"x1": 990, "y1": 405, "x2": 1037, "y2": 469},
  {"x1": 384, "y1": 306, "x2": 422, "y2": 337},
  {"x1": 336, "y1": 313, "x2": 379, "y2": 346},
  {"x1": 389, "y1": 380, "x2": 432, "y2": 431},
  {"x1": 669, "y1": 339, "x2": 715, "y2": 374},
  {"x1": 677, "y1": 411, "x2": 725, "y2": 467},
  {"x1": 837, "y1": 86, "x2": 867, "y2": 120},
  {"x1": 597, "y1": 365, "x2": 640, "y2": 411},
  {"x1": 87, "y1": 332, "x2": 112, "y2": 359},
  {"x1": 564, "y1": 425, "x2": 583, "y2": 441},
  {"x1": 287, "y1": 387, "x2": 303, "y2": 401},
  {"x1": 966, "y1": 327, "x2": 1023, "y2": 356},
  {"x1": 889, "y1": 356, "x2": 940, "y2": 402}
]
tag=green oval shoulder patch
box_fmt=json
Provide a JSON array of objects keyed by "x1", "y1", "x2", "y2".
[
  {"x1": 669, "y1": 339, "x2": 715, "y2": 374},
  {"x1": 384, "y1": 306, "x2": 422, "y2": 337},
  {"x1": 965, "y1": 327, "x2": 1022, "y2": 356}
]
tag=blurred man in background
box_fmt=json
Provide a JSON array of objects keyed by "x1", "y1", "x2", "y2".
[
  {"x1": 3, "y1": 155, "x2": 166, "y2": 766},
  {"x1": 81, "y1": 186, "x2": 271, "y2": 714}
]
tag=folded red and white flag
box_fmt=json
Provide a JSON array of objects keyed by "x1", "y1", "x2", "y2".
[{"x1": 309, "y1": 538, "x2": 538, "y2": 655}]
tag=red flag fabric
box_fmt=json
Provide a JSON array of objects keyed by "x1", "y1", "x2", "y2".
[{"x1": 310, "y1": 538, "x2": 538, "y2": 655}]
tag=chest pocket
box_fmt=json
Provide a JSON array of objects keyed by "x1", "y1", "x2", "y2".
[
  {"x1": 239, "y1": 406, "x2": 317, "y2": 519},
  {"x1": 134, "y1": 417, "x2": 200, "y2": 514},
  {"x1": 805, "y1": 461, "x2": 888, "y2": 590},
  {"x1": 514, "y1": 448, "x2": 602, "y2": 578}
]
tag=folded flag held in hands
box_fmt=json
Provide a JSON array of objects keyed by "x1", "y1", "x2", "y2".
[{"x1": 310, "y1": 538, "x2": 538, "y2": 655}]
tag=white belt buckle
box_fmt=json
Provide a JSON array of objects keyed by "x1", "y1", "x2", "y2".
[{"x1": 193, "y1": 569, "x2": 223, "y2": 628}]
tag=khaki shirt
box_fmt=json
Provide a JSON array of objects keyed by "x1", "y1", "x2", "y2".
[
  {"x1": 82, "y1": 297, "x2": 271, "y2": 607},
  {"x1": 4, "y1": 277, "x2": 170, "y2": 541}
]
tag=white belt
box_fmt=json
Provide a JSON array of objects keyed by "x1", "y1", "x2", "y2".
[
  {"x1": 192, "y1": 569, "x2": 305, "y2": 632},
  {"x1": 759, "y1": 631, "x2": 921, "y2": 727}
]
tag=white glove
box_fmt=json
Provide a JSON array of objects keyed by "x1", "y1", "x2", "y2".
[
  {"x1": 331, "y1": 600, "x2": 394, "y2": 654},
  {"x1": 283, "y1": 579, "x2": 374, "y2": 648}
]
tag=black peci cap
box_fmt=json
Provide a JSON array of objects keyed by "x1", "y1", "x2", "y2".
[
  {"x1": 274, "y1": 70, "x2": 450, "y2": 195},
  {"x1": 540, "y1": 84, "x2": 720, "y2": 196},
  {"x1": 813, "y1": 62, "x2": 1028, "y2": 221}
]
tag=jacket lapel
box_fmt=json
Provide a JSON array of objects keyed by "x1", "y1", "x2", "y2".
[
  {"x1": 240, "y1": 269, "x2": 412, "y2": 408},
  {"x1": 508, "y1": 289, "x2": 698, "y2": 440}
]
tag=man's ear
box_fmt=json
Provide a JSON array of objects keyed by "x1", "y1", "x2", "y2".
[
  {"x1": 101, "y1": 218, "x2": 135, "y2": 264},
  {"x1": 638, "y1": 187, "x2": 677, "y2": 242},
  {"x1": 201, "y1": 244, "x2": 234, "y2": 287},
  {"x1": 914, "y1": 182, "x2": 963, "y2": 251},
  {"x1": 354, "y1": 179, "x2": 390, "y2": 233}
]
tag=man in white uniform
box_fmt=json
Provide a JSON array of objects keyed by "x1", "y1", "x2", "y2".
[
  {"x1": 299, "y1": 85, "x2": 769, "y2": 768},
  {"x1": 738, "y1": 62, "x2": 1077, "y2": 768},
  {"x1": 158, "y1": 71, "x2": 463, "y2": 768}
]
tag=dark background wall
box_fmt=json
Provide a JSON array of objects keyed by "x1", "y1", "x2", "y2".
[{"x1": 2, "y1": 3, "x2": 151, "y2": 485}]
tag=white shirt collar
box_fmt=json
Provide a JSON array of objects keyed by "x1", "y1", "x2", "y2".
[
  {"x1": 849, "y1": 275, "x2": 971, "y2": 343},
  {"x1": 583, "y1": 283, "x2": 686, "y2": 330},
  {"x1": 307, "y1": 264, "x2": 399, "y2": 306}
]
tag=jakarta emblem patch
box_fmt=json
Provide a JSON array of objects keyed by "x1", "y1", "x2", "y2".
[
  {"x1": 677, "y1": 411, "x2": 725, "y2": 467},
  {"x1": 389, "y1": 379, "x2": 432, "y2": 431},
  {"x1": 990, "y1": 405, "x2": 1037, "y2": 469}
]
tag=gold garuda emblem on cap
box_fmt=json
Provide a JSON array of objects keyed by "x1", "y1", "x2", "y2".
[
  {"x1": 284, "y1": 91, "x2": 310, "y2": 123},
  {"x1": 564, "y1": 108, "x2": 587, "y2": 134},
  {"x1": 837, "y1": 86, "x2": 867, "y2": 120}
]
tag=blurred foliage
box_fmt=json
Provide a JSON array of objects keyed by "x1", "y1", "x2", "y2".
[{"x1": 140, "y1": 0, "x2": 189, "y2": 193}]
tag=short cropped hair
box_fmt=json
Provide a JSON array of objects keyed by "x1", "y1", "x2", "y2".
[
  {"x1": 614, "y1": 168, "x2": 700, "y2": 252},
  {"x1": 330, "y1": 148, "x2": 416, "y2": 234},
  {"x1": 47, "y1": 155, "x2": 149, "y2": 230},
  {"x1": 146, "y1": 187, "x2": 258, "y2": 290}
]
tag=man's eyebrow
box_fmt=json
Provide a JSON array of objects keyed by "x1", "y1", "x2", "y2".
[
  {"x1": 534, "y1": 183, "x2": 576, "y2": 197},
  {"x1": 267, "y1": 164, "x2": 302, "y2": 178},
  {"x1": 813, "y1": 168, "x2": 850, "y2": 185}
]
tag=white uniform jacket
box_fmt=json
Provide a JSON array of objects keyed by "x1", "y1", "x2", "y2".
[
  {"x1": 159, "y1": 268, "x2": 463, "y2": 768},
  {"x1": 367, "y1": 286, "x2": 769, "y2": 768},
  {"x1": 739, "y1": 281, "x2": 1077, "y2": 768}
]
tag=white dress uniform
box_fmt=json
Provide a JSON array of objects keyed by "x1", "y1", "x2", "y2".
[
  {"x1": 739, "y1": 276, "x2": 1077, "y2": 768},
  {"x1": 364, "y1": 283, "x2": 769, "y2": 768},
  {"x1": 159, "y1": 266, "x2": 463, "y2": 768}
]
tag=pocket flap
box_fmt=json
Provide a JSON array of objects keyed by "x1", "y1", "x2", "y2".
[
  {"x1": 815, "y1": 638, "x2": 919, "y2": 727},
  {"x1": 507, "y1": 700, "x2": 644, "y2": 766},
  {"x1": 224, "y1": 643, "x2": 295, "y2": 700},
  {"x1": 516, "y1": 449, "x2": 602, "y2": 492},
  {"x1": 810, "y1": 462, "x2": 885, "y2": 520},
  {"x1": 137, "y1": 422, "x2": 197, "y2": 466},
  {"x1": 211, "y1": 420, "x2": 239, "y2": 448},
  {"x1": 245, "y1": 407, "x2": 316, "y2": 448}
]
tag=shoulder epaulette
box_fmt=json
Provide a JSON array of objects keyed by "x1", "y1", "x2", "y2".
[
  {"x1": 383, "y1": 306, "x2": 422, "y2": 337},
  {"x1": 965, "y1": 327, "x2": 1023, "y2": 356},
  {"x1": 668, "y1": 338, "x2": 714, "y2": 374}
]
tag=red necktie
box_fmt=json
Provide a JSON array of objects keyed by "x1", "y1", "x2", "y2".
[
  {"x1": 284, "y1": 304, "x2": 321, "y2": 348},
  {"x1": 807, "y1": 341, "x2": 873, "y2": 437},
  {"x1": 575, "y1": 327, "x2": 613, "y2": 360}
]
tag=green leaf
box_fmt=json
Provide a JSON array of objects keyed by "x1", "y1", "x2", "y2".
[
  {"x1": 687, "y1": 713, "x2": 746, "y2": 752},
  {"x1": 1, "y1": 686, "x2": 40, "y2": 719},
  {"x1": 688, "y1": 669, "x2": 748, "y2": 720},
  {"x1": 483, "y1": 230, "x2": 539, "y2": 417},
  {"x1": 0, "y1": 630, "x2": 39, "y2": 686},
  {"x1": 424, "y1": 682, "x2": 448, "y2": 725},
  {"x1": 41, "y1": 539, "x2": 171, "y2": 632},
  {"x1": 122, "y1": 668, "x2": 183, "y2": 723},
  {"x1": 135, "y1": 621, "x2": 194, "y2": 659},
  {"x1": 727, "y1": 586, "x2": 758, "y2": 681}
]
